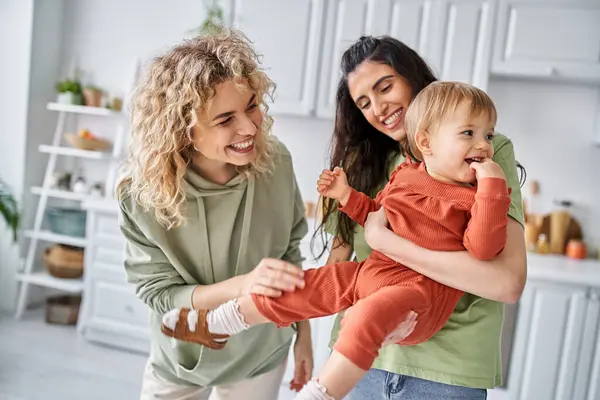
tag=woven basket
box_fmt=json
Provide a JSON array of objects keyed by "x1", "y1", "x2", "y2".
[
  {"x1": 45, "y1": 295, "x2": 81, "y2": 325},
  {"x1": 43, "y1": 245, "x2": 84, "y2": 279},
  {"x1": 64, "y1": 133, "x2": 111, "y2": 151}
]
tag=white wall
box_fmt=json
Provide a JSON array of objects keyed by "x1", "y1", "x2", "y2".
[
  {"x1": 489, "y1": 79, "x2": 600, "y2": 247},
  {"x1": 0, "y1": 0, "x2": 34, "y2": 311},
  {"x1": 0, "y1": 0, "x2": 67, "y2": 312}
]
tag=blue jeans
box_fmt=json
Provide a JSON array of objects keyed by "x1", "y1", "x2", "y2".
[{"x1": 347, "y1": 368, "x2": 487, "y2": 400}]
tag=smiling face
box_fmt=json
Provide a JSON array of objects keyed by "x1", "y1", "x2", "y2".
[
  {"x1": 419, "y1": 101, "x2": 496, "y2": 184},
  {"x1": 347, "y1": 61, "x2": 414, "y2": 141},
  {"x1": 191, "y1": 79, "x2": 263, "y2": 176}
]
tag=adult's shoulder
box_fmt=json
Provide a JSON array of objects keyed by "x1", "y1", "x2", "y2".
[
  {"x1": 268, "y1": 135, "x2": 295, "y2": 171},
  {"x1": 115, "y1": 179, "x2": 152, "y2": 224},
  {"x1": 492, "y1": 132, "x2": 516, "y2": 160},
  {"x1": 270, "y1": 135, "x2": 293, "y2": 161},
  {"x1": 116, "y1": 179, "x2": 134, "y2": 213}
]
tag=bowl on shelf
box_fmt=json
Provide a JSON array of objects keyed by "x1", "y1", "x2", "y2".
[
  {"x1": 64, "y1": 133, "x2": 111, "y2": 152},
  {"x1": 45, "y1": 207, "x2": 87, "y2": 237},
  {"x1": 43, "y1": 244, "x2": 84, "y2": 279}
]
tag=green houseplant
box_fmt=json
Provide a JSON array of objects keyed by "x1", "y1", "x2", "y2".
[
  {"x1": 55, "y1": 78, "x2": 83, "y2": 105},
  {"x1": 190, "y1": 0, "x2": 225, "y2": 36},
  {"x1": 0, "y1": 180, "x2": 20, "y2": 242}
]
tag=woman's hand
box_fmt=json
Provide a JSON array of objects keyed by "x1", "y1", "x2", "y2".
[
  {"x1": 240, "y1": 258, "x2": 305, "y2": 298},
  {"x1": 343, "y1": 305, "x2": 418, "y2": 346},
  {"x1": 382, "y1": 311, "x2": 418, "y2": 345},
  {"x1": 290, "y1": 322, "x2": 314, "y2": 392},
  {"x1": 364, "y1": 207, "x2": 390, "y2": 250}
]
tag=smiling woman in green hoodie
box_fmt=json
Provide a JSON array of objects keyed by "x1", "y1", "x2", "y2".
[{"x1": 116, "y1": 29, "x2": 313, "y2": 399}]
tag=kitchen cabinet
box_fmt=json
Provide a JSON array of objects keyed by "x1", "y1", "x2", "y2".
[
  {"x1": 222, "y1": 0, "x2": 325, "y2": 116},
  {"x1": 315, "y1": 0, "x2": 496, "y2": 118},
  {"x1": 427, "y1": 0, "x2": 496, "y2": 89},
  {"x1": 315, "y1": 0, "x2": 436, "y2": 118},
  {"x1": 492, "y1": 0, "x2": 600, "y2": 83},
  {"x1": 507, "y1": 254, "x2": 600, "y2": 400},
  {"x1": 79, "y1": 203, "x2": 151, "y2": 354},
  {"x1": 221, "y1": 0, "x2": 600, "y2": 118},
  {"x1": 573, "y1": 290, "x2": 600, "y2": 400},
  {"x1": 508, "y1": 280, "x2": 589, "y2": 400}
]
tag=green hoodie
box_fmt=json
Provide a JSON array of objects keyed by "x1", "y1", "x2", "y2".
[{"x1": 118, "y1": 138, "x2": 308, "y2": 387}]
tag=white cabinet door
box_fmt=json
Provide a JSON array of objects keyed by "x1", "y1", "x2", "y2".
[
  {"x1": 428, "y1": 0, "x2": 496, "y2": 90},
  {"x1": 508, "y1": 280, "x2": 589, "y2": 400},
  {"x1": 573, "y1": 289, "x2": 600, "y2": 400},
  {"x1": 492, "y1": 0, "x2": 600, "y2": 82},
  {"x1": 316, "y1": 0, "x2": 435, "y2": 118},
  {"x1": 224, "y1": 0, "x2": 325, "y2": 116}
]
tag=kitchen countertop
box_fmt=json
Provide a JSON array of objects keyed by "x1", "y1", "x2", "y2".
[{"x1": 527, "y1": 253, "x2": 600, "y2": 287}]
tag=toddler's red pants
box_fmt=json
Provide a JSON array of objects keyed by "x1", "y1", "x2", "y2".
[{"x1": 252, "y1": 251, "x2": 463, "y2": 371}]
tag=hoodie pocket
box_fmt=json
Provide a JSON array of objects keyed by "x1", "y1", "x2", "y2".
[{"x1": 175, "y1": 326, "x2": 294, "y2": 387}]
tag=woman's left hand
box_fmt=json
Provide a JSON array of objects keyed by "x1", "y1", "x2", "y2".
[
  {"x1": 364, "y1": 207, "x2": 390, "y2": 250},
  {"x1": 290, "y1": 326, "x2": 313, "y2": 392}
]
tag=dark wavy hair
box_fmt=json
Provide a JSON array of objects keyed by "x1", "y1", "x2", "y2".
[
  {"x1": 313, "y1": 35, "x2": 526, "y2": 257},
  {"x1": 313, "y1": 36, "x2": 435, "y2": 254}
]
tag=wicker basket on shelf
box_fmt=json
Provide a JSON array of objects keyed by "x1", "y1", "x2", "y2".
[
  {"x1": 64, "y1": 133, "x2": 111, "y2": 151},
  {"x1": 43, "y1": 244, "x2": 84, "y2": 279},
  {"x1": 45, "y1": 295, "x2": 81, "y2": 325}
]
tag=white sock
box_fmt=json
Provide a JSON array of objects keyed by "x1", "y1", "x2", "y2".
[
  {"x1": 162, "y1": 309, "x2": 180, "y2": 331},
  {"x1": 206, "y1": 299, "x2": 250, "y2": 336},
  {"x1": 162, "y1": 309, "x2": 199, "y2": 332},
  {"x1": 294, "y1": 378, "x2": 336, "y2": 400}
]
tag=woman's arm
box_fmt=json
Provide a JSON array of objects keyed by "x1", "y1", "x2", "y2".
[
  {"x1": 366, "y1": 209, "x2": 526, "y2": 304},
  {"x1": 121, "y1": 203, "x2": 304, "y2": 313}
]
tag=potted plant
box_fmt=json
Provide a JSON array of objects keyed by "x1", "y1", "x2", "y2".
[
  {"x1": 0, "y1": 180, "x2": 20, "y2": 242},
  {"x1": 190, "y1": 0, "x2": 225, "y2": 36},
  {"x1": 55, "y1": 79, "x2": 83, "y2": 105},
  {"x1": 82, "y1": 85, "x2": 103, "y2": 107}
]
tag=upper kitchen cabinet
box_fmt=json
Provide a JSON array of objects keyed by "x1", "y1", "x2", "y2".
[
  {"x1": 427, "y1": 0, "x2": 496, "y2": 90},
  {"x1": 315, "y1": 0, "x2": 497, "y2": 118},
  {"x1": 222, "y1": 0, "x2": 325, "y2": 116},
  {"x1": 316, "y1": 0, "x2": 436, "y2": 118},
  {"x1": 492, "y1": 0, "x2": 600, "y2": 83}
]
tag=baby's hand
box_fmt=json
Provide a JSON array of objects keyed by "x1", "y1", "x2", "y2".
[
  {"x1": 469, "y1": 158, "x2": 506, "y2": 181},
  {"x1": 317, "y1": 167, "x2": 352, "y2": 206}
]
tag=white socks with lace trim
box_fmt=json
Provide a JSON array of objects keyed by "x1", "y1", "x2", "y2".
[
  {"x1": 293, "y1": 378, "x2": 336, "y2": 400},
  {"x1": 206, "y1": 299, "x2": 250, "y2": 338}
]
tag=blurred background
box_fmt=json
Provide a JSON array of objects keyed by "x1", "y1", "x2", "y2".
[{"x1": 0, "y1": 0, "x2": 599, "y2": 399}]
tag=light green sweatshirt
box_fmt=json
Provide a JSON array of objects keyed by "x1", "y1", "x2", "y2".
[{"x1": 118, "y1": 138, "x2": 308, "y2": 387}]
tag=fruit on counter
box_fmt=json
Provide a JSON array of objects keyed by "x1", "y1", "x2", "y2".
[{"x1": 78, "y1": 129, "x2": 98, "y2": 141}]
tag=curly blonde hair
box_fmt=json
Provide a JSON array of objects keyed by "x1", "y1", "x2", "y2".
[{"x1": 117, "y1": 29, "x2": 277, "y2": 229}]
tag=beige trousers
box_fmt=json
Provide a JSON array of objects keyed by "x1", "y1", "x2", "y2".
[{"x1": 140, "y1": 358, "x2": 287, "y2": 400}]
